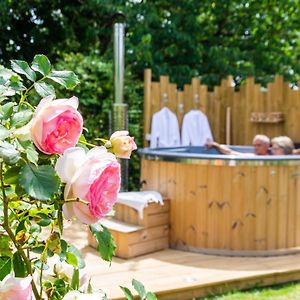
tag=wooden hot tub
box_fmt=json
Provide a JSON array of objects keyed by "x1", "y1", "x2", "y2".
[{"x1": 139, "y1": 146, "x2": 300, "y2": 256}]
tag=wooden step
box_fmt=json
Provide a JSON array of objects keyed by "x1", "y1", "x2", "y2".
[
  {"x1": 88, "y1": 218, "x2": 169, "y2": 259},
  {"x1": 114, "y1": 199, "x2": 170, "y2": 227}
]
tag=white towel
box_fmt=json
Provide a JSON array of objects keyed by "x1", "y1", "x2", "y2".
[
  {"x1": 116, "y1": 191, "x2": 164, "y2": 218},
  {"x1": 150, "y1": 107, "x2": 180, "y2": 148},
  {"x1": 181, "y1": 109, "x2": 213, "y2": 146}
]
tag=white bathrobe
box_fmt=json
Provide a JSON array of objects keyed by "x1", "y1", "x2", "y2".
[
  {"x1": 150, "y1": 107, "x2": 181, "y2": 148},
  {"x1": 181, "y1": 110, "x2": 213, "y2": 146}
]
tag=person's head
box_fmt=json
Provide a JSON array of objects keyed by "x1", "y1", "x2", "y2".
[
  {"x1": 252, "y1": 134, "x2": 270, "y2": 155},
  {"x1": 271, "y1": 136, "x2": 294, "y2": 155}
]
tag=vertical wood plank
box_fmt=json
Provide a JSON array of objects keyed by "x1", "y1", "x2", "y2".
[
  {"x1": 143, "y1": 69, "x2": 152, "y2": 147},
  {"x1": 266, "y1": 166, "x2": 278, "y2": 250},
  {"x1": 243, "y1": 166, "x2": 257, "y2": 250},
  {"x1": 196, "y1": 165, "x2": 208, "y2": 248},
  {"x1": 277, "y1": 167, "x2": 289, "y2": 249}
]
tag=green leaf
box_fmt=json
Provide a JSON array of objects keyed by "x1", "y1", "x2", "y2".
[
  {"x1": 146, "y1": 292, "x2": 158, "y2": 300},
  {"x1": 15, "y1": 140, "x2": 39, "y2": 165},
  {"x1": 132, "y1": 279, "x2": 146, "y2": 299},
  {"x1": 89, "y1": 224, "x2": 116, "y2": 262},
  {"x1": 10, "y1": 80, "x2": 26, "y2": 92},
  {"x1": 0, "y1": 235, "x2": 12, "y2": 257},
  {"x1": 0, "y1": 85, "x2": 16, "y2": 102},
  {"x1": 32, "y1": 55, "x2": 51, "y2": 76},
  {"x1": 11, "y1": 110, "x2": 32, "y2": 128},
  {"x1": 0, "y1": 102, "x2": 15, "y2": 120},
  {"x1": 47, "y1": 70, "x2": 79, "y2": 89},
  {"x1": 26, "y1": 146, "x2": 39, "y2": 165},
  {"x1": 11, "y1": 60, "x2": 36, "y2": 82},
  {"x1": 0, "y1": 256, "x2": 12, "y2": 280},
  {"x1": 38, "y1": 218, "x2": 52, "y2": 227},
  {"x1": 120, "y1": 286, "x2": 134, "y2": 300},
  {"x1": 16, "y1": 219, "x2": 26, "y2": 234},
  {"x1": 0, "y1": 140, "x2": 20, "y2": 164},
  {"x1": 0, "y1": 125, "x2": 10, "y2": 140},
  {"x1": 67, "y1": 244, "x2": 85, "y2": 269},
  {"x1": 34, "y1": 82, "x2": 55, "y2": 98},
  {"x1": 71, "y1": 268, "x2": 79, "y2": 290},
  {"x1": 19, "y1": 164, "x2": 60, "y2": 200},
  {"x1": 13, "y1": 252, "x2": 27, "y2": 277},
  {"x1": 66, "y1": 252, "x2": 78, "y2": 267},
  {"x1": 0, "y1": 65, "x2": 17, "y2": 81}
]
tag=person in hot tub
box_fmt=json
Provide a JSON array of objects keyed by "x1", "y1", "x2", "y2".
[
  {"x1": 208, "y1": 134, "x2": 270, "y2": 156},
  {"x1": 271, "y1": 136, "x2": 294, "y2": 155}
]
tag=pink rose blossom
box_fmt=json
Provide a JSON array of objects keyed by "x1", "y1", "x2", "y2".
[
  {"x1": 109, "y1": 130, "x2": 137, "y2": 159},
  {"x1": 17, "y1": 95, "x2": 83, "y2": 154},
  {"x1": 0, "y1": 275, "x2": 32, "y2": 300},
  {"x1": 55, "y1": 147, "x2": 121, "y2": 224}
]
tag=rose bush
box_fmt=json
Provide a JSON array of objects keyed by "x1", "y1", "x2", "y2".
[
  {"x1": 55, "y1": 147, "x2": 121, "y2": 224},
  {"x1": 0, "y1": 55, "x2": 155, "y2": 300}
]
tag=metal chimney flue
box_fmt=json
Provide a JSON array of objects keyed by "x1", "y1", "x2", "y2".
[{"x1": 112, "y1": 20, "x2": 128, "y2": 191}]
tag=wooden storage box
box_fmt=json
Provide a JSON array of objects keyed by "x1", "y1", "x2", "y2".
[{"x1": 88, "y1": 199, "x2": 170, "y2": 258}]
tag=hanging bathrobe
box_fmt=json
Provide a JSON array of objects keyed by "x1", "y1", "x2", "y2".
[
  {"x1": 181, "y1": 109, "x2": 213, "y2": 146},
  {"x1": 150, "y1": 107, "x2": 181, "y2": 148}
]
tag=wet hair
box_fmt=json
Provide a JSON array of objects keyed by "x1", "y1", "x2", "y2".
[
  {"x1": 271, "y1": 136, "x2": 295, "y2": 154},
  {"x1": 253, "y1": 134, "x2": 270, "y2": 145}
]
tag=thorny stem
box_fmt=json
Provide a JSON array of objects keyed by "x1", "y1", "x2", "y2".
[
  {"x1": 64, "y1": 197, "x2": 89, "y2": 205},
  {"x1": 0, "y1": 162, "x2": 40, "y2": 300},
  {"x1": 79, "y1": 140, "x2": 97, "y2": 148}
]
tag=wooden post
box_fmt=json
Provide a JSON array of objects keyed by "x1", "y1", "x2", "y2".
[
  {"x1": 143, "y1": 69, "x2": 152, "y2": 147},
  {"x1": 225, "y1": 107, "x2": 231, "y2": 145}
]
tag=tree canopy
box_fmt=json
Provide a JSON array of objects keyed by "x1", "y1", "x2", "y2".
[{"x1": 1, "y1": 0, "x2": 300, "y2": 87}]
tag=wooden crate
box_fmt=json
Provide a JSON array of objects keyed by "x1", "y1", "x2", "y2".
[{"x1": 88, "y1": 200, "x2": 170, "y2": 258}]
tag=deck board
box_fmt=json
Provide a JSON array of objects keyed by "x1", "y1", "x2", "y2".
[{"x1": 63, "y1": 221, "x2": 300, "y2": 300}]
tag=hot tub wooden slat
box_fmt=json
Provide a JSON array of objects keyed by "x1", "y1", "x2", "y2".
[
  {"x1": 231, "y1": 167, "x2": 245, "y2": 250},
  {"x1": 267, "y1": 166, "x2": 279, "y2": 250},
  {"x1": 196, "y1": 165, "x2": 208, "y2": 248},
  {"x1": 176, "y1": 163, "x2": 186, "y2": 247},
  {"x1": 278, "y1": 167, "x2": 289, "y2": 249},
  {"x1": 244, "y1": 167, "x2": 256, "y2": 250},
  {"x1": 220, "y1": 166, "x2": 231, "y2": 250},
  {"x1": 185, "y1": 164, "x2": 198, "y2": 247},
  {"x1": 255, "y1": 166, "x2": 268, "y2": 250}
]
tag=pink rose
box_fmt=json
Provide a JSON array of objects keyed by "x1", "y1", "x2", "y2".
[
  {"x1": 109, "y1": 131, "x2": 137, "y2": 159},
  {"x1": 17, "y1": 95, "x2": 83, "y2": 154},
  {"x1": 0, "y1": 275, "x2": 32, "y2": 300},
  {"x1": 55, "y1": 146, "x2": 121, "y2": 224}
]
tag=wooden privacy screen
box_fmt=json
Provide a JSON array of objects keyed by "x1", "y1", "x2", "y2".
[{"x1": 143, "y1": 69, "x2": 300, "y2": 147}]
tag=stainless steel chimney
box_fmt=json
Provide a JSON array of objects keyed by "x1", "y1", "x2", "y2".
[{"x1": 112, "y1": 21, "x2": 128, "y2": 191}]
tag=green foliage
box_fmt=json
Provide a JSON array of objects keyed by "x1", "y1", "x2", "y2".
[
  {"x1": 19, "y1": 164, "x2": 60, "y2": 200},
  {"x1": 0, "y1": 256, "x2": 11, "y2": 280},
  {"x1": 2, "y1": 1, "x2": 300, "y2": 88},
  {"x1": 121, "y1": 279, "x2": 158, "y2": 300},
  {"x1": 90, "y1": 223, "x2": 116, "y2": 262},
  {"x1": 0, "y1": 55, "x2": 118, "y2": 299},
  {"x1": 2, "y1": 1, "x2": 299, "y2": 190}
]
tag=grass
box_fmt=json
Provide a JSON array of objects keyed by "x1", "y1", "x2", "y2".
[{"x1": 201, "y1": 282, "x2": 300, "y2": 299}]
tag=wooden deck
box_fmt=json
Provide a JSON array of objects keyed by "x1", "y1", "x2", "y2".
[{"x1": 63, "y1": 222, "x2": 300, "y2": 300}]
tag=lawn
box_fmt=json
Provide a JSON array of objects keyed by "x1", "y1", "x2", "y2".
[{"x1": 203, "y1": 282, "x2": 300, "y2": 299}]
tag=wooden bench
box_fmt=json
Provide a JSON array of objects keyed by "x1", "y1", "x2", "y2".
[{"x1": 88, "y1": 199, "x2": 170, "y2": 258}]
